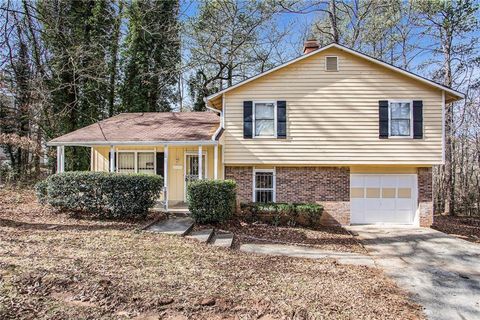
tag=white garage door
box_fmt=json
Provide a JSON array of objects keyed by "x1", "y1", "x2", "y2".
[{"x1": 350, "y1": 174, "x2": 417, "y2": 224}]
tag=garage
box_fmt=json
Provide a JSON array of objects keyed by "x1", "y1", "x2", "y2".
[{"x1": 350, "y1": 174, "x2": 417, "y2": 225}]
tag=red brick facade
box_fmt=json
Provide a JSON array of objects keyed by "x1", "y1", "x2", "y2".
[
  {"x1": 417, "y1": 167, "x2": 433, "y2": 227},
  {"x1": 225, "y1": 166, "x2": 350, "y2": 225}
]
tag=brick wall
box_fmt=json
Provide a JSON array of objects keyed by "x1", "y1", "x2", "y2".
[
  {"x1": 417, "y1": 167, "x2": 433, "y2": 227},
  {"x1": 225, "y1": 166, "x2": 350, "y2": 226},
  {"x1": 225, "y1": 166, "x2": 253, "y2": 204}
]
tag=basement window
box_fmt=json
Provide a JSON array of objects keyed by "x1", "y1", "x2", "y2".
[
  {"x1": 325, "y1": 56, "x2": 338, "y2": 71},
  {"x1": 253, "y1": 169, "x2": 276, "y2": 203}
]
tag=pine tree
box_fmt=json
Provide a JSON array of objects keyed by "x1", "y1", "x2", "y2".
[{"x1": 120, "y1": 0, "x2": 180, "y2": 112}]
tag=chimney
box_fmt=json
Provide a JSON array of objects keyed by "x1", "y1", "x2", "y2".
[{"x1": 303, "y1": 39, "x2": 319, "y2": 54}]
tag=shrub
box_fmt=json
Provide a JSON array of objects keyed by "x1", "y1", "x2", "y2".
[
  {"x1": 37, "y1": 171, "x2": 163, "y2": 218},
  {"x1": 35, "y1": 180, "x2": 48, "y2": 204},
  {"x1": 187, "y1": 179, "x2": 236, "y2": 224},
  {"x1": 240, "y1": 202, "x2": 324, "y2": 227}
]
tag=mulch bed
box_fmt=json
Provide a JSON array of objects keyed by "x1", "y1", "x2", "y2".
[
  {"x1": 218, "y1": 219, "x2": 366, "y2": 253},
  {"x1": 432, "y1": 215, "x2": 480, "y2": 243},
  {"x1": 0, "y1": 187, "x2": 424, "y2": 319}
]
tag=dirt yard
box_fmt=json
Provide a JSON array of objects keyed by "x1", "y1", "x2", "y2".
[
  {"x1": 0, "y1": 188, "x2": 424, "y2": 319},
  {"x1": 432, "y1": 215, "x2": 480, "y2": 244}
]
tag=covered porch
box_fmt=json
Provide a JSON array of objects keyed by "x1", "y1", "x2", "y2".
[{"x1": 48, "y1": 112, "x2": 223, "y2": 211}]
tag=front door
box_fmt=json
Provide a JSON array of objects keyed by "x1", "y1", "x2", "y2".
[{"x1": 184, "y1": 153, "x2": 206, "y2": 201}]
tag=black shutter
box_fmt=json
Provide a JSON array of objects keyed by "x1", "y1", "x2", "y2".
[
  {"x1": 413, "y1": 100, "x2": 423, "y2": 139},
  {"x1": 243, "y1": 101, "x2": 253, "y2": 138},
  {"x1": 277, "y1": 100, "x2": 287, "y2": 139},
  {"x1": 156, "y1": 152, "x2": 164, "y2": 176},
  {"x1": 379, "y1": 100, "x2": 389, "y2": 139}
]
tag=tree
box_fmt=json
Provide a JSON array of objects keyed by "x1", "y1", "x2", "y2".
[
  {"x1": 415, "y1": 0, "x2": 479, "y2": 215},
  {"x1": 120, "y1": 0, "x2": 180, "y2": 113}
]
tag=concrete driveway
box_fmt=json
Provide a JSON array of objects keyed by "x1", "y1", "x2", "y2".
[{"x1": 347, "y1": 226, "x2": 480, "y2": 320}]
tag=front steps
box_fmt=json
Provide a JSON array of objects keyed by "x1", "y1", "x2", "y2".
[{"x1": 146, "y1": 216, "x2": 233, "y2": 248}]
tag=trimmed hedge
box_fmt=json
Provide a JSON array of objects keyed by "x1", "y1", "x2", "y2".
[
  {"x1": 187, "y1": 179, "x2": 236, "y2": 224},
  {"x1": 35, "y1": 171, "x2": 163, "y2": 218},
  {"x1": 240, "y1": 202, "x2": 324, "y2": 227}
]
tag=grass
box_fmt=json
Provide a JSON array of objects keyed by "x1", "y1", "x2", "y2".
[{"x1": 0, "y1": 188, "x2": 424, "y2": 319}]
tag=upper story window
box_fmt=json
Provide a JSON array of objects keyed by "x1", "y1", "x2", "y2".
[
  {"x1": 254, "y1": 102, "x2": 276, "y2": 137},
  {"x1": 325, "y1": 56, "x2": 338, "y2": 71},
  {"x1": 389, "y1": 101, "x2": 412, "y2": 137}
]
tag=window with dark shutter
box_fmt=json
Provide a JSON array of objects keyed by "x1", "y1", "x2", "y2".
[
  {"x1": 413, "y1": 100, "x2": 423, "y2": 139},
  {"x1": 379, "y1": 100, "x2": 389, "y2": 139},
  {"x1": 243, "y1": 101, "x2": 253, "y2": 138},
  {"x1": 277, "y1": 100, "x2": 286, "y2": 139}
]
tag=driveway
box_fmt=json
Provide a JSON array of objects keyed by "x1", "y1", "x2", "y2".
[{"x1": 347, "y1": 226, "x2": 480, "y2": 320}]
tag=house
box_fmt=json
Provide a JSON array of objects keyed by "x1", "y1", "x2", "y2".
[{"x1": 48, "y1": 42, "x2": 464, "y2": 227}]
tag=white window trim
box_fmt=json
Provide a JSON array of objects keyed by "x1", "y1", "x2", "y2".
[
  {"x1": 253, "y1": 101, "x2": 277, "y2": 139},
  {"x1": 388, "y1": 100, "x2": 414, "y2": 139},
  {"x1": 325, "y1": 56, "x2": 339, "y2": 72},
  {"x1": 116, "y1": 149, "x2": 156, "y2": 174},
  {"x1": 252, "y1": 168, "x2": 276, "y2": 202}
]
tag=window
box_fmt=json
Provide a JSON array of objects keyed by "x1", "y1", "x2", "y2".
[
  {"x1": 389, "y1": 101, "x2": 412, "y2": 137},
  {"x1": 254, "y1": 169, "x2": 275, "y2": 203},
  {"x1": 117, "y1": 152, "x2": 135, "y2": 173},
  {"x1": 254, "y1": 102, "x2": 276, "y2": 137},
  {"x1": 137, "y1": 152, "x2": 155, "y2": 174},
  {"x1": 325, "y1": 56, "x2": 338, "y2": 71},
  {"x1": 117, "y1": 151, "x2": 155, "y2": 174}
]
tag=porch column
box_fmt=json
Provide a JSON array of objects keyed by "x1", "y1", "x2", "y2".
[
  {"x1": 214, "y1": 144, "x2": 218, "y2": 179},
  {"x1": 164, "y1": 145, "x2": 168, "y2": 210},
  {"x1": 56, "y1": 145, "x2": 65, "y2": 173},
  {"x1": 109, "y1": 146, "x2": 115, "y2": 172},
  {"x1": 198, "y1": 145, "x2": 203, "y2": 179}
]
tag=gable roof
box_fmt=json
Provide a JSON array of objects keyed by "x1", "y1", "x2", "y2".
[
  {"x1": 206, "y1": 43, "x2": 464, "y2": 102},
  {"x1": 48, "y1": 112, "x2": 220, "y2": 146}
]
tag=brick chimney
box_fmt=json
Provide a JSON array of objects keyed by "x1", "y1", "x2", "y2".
[{"x1": 303, "y1": 39, "x2": 319, "y2": 54}]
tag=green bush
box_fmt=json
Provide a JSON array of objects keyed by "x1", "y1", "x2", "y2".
[
  {"x1": 187, "y1": 179, "x2": 236, "y2": 224},
  {"x1": 240, "y1": 202, "x2": 324, "y2": 227},
  {"x1": 36, "y1": 171, "x2": 163, "y2": 218},
  {"x1": 35, "y1": 179, "x2": 48, "y2": 204}
]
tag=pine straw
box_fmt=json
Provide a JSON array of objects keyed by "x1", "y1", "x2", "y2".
[
  {"x1": 0, "y1": 188, "x2": 424, "y2": 319},
  {"x1": 432, "y1": 215, "x2": 480, "y2": 244}
]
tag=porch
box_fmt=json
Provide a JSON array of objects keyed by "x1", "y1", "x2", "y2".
[{"x1": 47, "y1": 112, "x2": 223, "y2": 211}]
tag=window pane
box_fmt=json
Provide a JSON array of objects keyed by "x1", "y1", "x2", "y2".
[
  {"x1": 255, "y1": 120, "x2": 274, "y2": 136},
  {"x1": 138, "y1": 152, "x2": 155, "y2": 174},
  {"x1": 255, "y1": 103, "x2": 274, "y2": 119},
  {"x1": 391, "y1": 119, "x2": 410, "y2": 136},
  {"x1": 256, "y1": 190, "x2": 273, "y2": 203},
  {"x1": 391, "y1": 102, "x2": 410, "y2": 119},
  {"x1": 255, "y1": 172, "x2": 273, "y2": 188},
  {"x1": 118, "y1": 152, "x2": 135, "y2": 173}
]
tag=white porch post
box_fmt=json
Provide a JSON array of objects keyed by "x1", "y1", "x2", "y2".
[
  {"x1": 214, "y1": 144, "x2": 218, "y2": 180},
  {"x1": 56, "y1": 146, "x2": 65, "y2": 173},
  {"x1": 164, "y1": 145, "x2": 168, "y2": 210},
  {"x1": 109, "y1": 146, "x2": 115, "y2": 172},
  {"x1": 198, "y1": 145, "x2": 203, "y2": 179}
]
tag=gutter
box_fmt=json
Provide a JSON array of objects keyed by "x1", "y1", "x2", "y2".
[{"x1": 46, "y1": 140, "x2": 219, "y2": 147}]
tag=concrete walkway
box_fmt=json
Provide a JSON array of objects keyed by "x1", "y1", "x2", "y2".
[
  {"x1": 239, "y1": 243, "x2": 375, "y2": 266},
  {"x1": 347, "y1": 226, "x2": 480, "y2": 320}
]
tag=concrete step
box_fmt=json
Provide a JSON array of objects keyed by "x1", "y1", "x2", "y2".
[
  {"x1": 212, "y1": 231, "x2": 234, "y2": 248},
  {"x1": 186, "y1": 229, "x2": 214, "y2": 243},
  {"x1": 146, "y1": 216, "x2": 194, "y2": 236}
]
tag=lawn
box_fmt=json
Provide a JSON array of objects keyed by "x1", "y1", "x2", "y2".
[{"x1": 0, "y1": 188, "x2": 423, "y2": 319}]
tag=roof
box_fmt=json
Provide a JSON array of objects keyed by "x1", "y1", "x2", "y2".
[
  {"x1": 48, "y1": 112, "x2": 220, "y2": 146},
  {"x1": 206, "y1": 43, "x2": 465, "y2": 103}
]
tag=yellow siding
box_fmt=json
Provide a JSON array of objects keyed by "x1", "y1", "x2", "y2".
[
  {"x1": 223, "y1": 47, "x2": 443, "y2": 165},
  {"x1": 91, "y1": 145, "x2": 222, "y2": 203}
]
